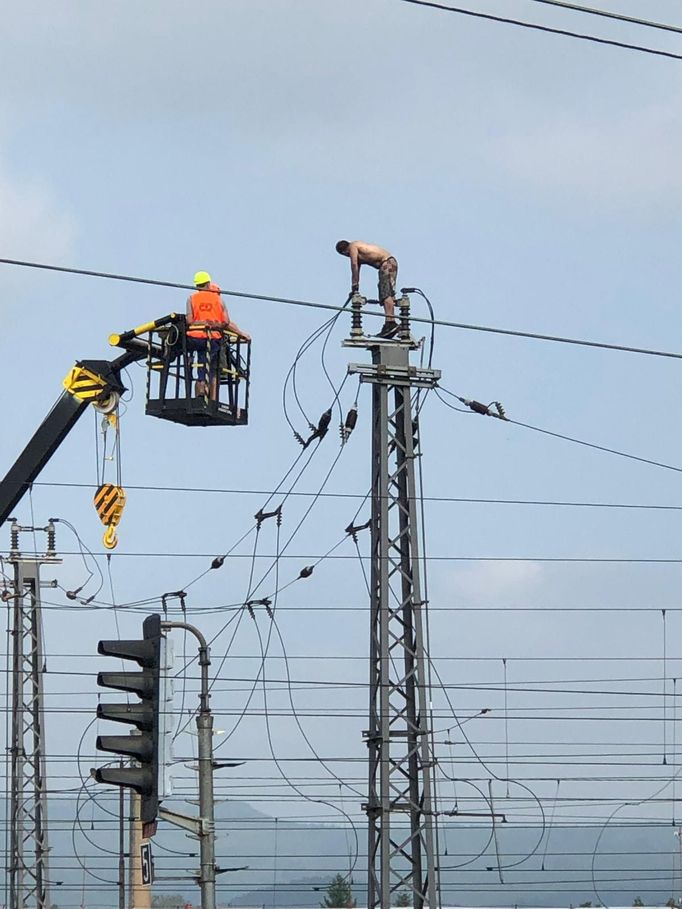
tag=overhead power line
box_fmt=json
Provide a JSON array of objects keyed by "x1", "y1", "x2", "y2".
[
  {"x1": 397, "y1": 0, "x2": 682, "y2": 60},
  {"x1": 438, "y1": 387, "x2": 682, "y2": 475},
  {"x1": 528, "y1": 0, "x2": 682, "y2": 36},
  {"x1": 2, "y1": 256, "x2": 682, "y2": 361},
  {"x1": 32, "y1": 481, "x2": 682, "y2": 511},
  {"x1": 510, "y1": 416, "x2": 682, "y2": 473},
  {"x1": 6, "y1": 550, "x2": 682, "y2": 562}
]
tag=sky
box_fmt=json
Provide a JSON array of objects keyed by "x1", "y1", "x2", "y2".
[{"x1": 3, "y1": 1, "x2": 682, "y2": 906}]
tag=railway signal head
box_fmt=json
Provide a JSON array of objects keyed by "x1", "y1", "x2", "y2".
[{"x1": 94, "y1": 613, "x2": 169, "y2": 825}]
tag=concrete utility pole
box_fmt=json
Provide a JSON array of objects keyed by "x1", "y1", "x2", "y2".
[
  {"x1": 5, "y1": 520, "x2": 61, "y2": 909},
  {"x1": 129, "y1": 791, "x2": 151, "y2": 909},
  {"x1": 119, "y1": 777, "x2": 125, "y2": 909},
  {"x1": 159, "y1": 622, "x2": 216, "y2": 909},
  {"x1": 345, "y1": 296, "x2": 441, "y2": 909}
]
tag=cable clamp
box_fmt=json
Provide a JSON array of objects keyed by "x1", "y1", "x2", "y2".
[
  {"x1": 254, "y1": 505, "x2": 283, "y2": 528},
  {"x1": 161, "y1": 590, "x2": 187, "y2": 617},
  {"x1": 345, "y1": 518, "x2": 371, "y2": 542},
  {"x1": 245, "y1": 598, "x2": 273, "y2": 620},
  {"x1": 245, "y1": 597, "x2": 272, "y2": 609}
]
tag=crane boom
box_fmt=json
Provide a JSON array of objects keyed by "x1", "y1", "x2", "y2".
[
  {"x1": 0, "y1": 339, "x2": 157, "y2": 529},
  {"x1": 0, "y1": 309, "x2": 250, "y2": 531}
]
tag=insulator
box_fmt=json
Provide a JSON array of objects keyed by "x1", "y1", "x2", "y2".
[
  {"x1": 350, "y1": 294, "x2": 364, "y2": 337},
  {"x1": 467, "y1": 399, "x2": 490, "y2": 416},
  {"x1": 344, "y1": 406, "x2": 358, "y2": 433},
  {"x1": 317, "y1": 409, "x2": 332, "y2": 437},
  {"x1": 46, "y1": 521, "x2": 56, "y2": 554},
  {"x1": 398, "y1": 294, "x2": 411, "y2": 338}
]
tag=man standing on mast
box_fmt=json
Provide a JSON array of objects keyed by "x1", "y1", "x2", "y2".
[{"x1": 335, "y1": 240, "x2": 398, "y2": 338}]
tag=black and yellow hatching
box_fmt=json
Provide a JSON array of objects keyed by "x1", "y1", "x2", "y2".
[
  {"x1": 94, "y1": 483, "x2": 126, "y2": 527},
  {"x1": 63, "y1": 365, "x2": 109, "y2": 402}
]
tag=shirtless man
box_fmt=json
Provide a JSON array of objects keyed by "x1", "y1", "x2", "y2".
[{"x1": 335, "y1": 240, "x2": 398, "y2": 337}]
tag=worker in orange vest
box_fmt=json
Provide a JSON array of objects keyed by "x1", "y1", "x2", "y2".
[{"x1": 186, "y1": 271, "x2": 250, "y2": 399}]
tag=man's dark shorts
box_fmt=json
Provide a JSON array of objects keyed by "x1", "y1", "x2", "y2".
[
  {"x1": 378, "y1": 257, "x2": 398, "y2": 302},
  {"x1": 187, "y1": 336, "x2": 221, "y2": 381}
]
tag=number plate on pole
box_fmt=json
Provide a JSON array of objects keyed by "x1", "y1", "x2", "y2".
[{"x1": 141, "y1": 842, "x2": 153, "y2": 885}]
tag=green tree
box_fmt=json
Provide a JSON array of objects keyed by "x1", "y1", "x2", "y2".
[
  {"x1": 666, "y1": 900, "x2": 677, "y2": 908},
  {"x1": 633, "y1": 899, "x2": 644, "y2": 907},
  {"x1": 152, "y1": 896, "x2": 186, "y2": 909},
  {"x1": 394, "y1": 892, "x2": 411, "y2": 907},
  {"x1": 578, "y1": 903, "x2": 593, "y2": 908},
  {"x1": 320, "y1": 874, "x2": 356, "y2": 908}
]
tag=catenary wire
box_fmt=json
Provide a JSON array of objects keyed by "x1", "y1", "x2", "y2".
[
  {"x1": 252, "y1": 615, "x2": 360, "y2": 882},
  {"x1": 396, "y1": 0, "x2": 682, "y2": 60},
  {"x1": 7, "y1": 258, "x2": 680, "y2": 896},
  {"x1": 4, "y1": 256, "x2": 682, "y2": 361},
  {"x1": 527, "y1": 0, "x2": 682, "y2": 36},
  {"x1": 171, "y1": 368, "x2": 354, "y2": 720},
  {"x1": 437, "y1": 385, "x2": 682, "y2": 475},
  {"x1": 17, "y1": 550, "x2": 682, "y2": 562},
  {"x1": 31, "y1": 480, "x2": 682, "y2": 513}
]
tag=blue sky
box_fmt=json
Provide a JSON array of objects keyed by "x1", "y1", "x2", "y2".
[{"x1": 3, "y1": 1, "x2": 682, "y2": 904}]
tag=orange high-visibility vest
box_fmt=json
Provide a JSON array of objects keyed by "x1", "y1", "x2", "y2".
[{"x1": 187, "y1": 286, "x2": 228, "y2": 339}]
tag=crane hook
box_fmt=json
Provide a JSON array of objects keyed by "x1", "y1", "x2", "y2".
[{"x1": 102, "y1": 525, "x2": 119, "y2": 550}]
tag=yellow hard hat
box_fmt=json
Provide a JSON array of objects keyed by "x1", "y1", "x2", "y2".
[{"x1": 193, "y1": 270, "x2": 212, "y2": 286}]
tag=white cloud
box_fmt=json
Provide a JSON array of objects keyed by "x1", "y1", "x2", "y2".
[
  {"x1": 0, "y1": 156, "x2": 75, "y2": 262},
  {"x1": 447, "y1": 560, "x2": 543, "y2": 606},
  {"x1": 489, "y1": 103, "x2": 682, "y2": 206}
]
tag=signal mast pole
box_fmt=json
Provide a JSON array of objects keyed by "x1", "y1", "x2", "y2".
[
  {"x1": 5, "y1": 520, "x2": 61, "y2": 909},
  {"x1": 345, "y1": 296, "x2": 441, "y2": 909}
]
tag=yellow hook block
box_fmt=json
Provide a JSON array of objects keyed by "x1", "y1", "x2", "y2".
[{"x1": 94, "y1": 484, "x2": 126, "y2": 549}]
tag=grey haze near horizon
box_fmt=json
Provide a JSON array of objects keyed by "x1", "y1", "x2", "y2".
[{"x1": 2, "y1": 1, "x2": 682, "y2": 906}]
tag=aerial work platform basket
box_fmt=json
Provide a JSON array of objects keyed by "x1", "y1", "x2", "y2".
[{"x1": 110, "y1": 314, "x2": 251, "y2": 428}]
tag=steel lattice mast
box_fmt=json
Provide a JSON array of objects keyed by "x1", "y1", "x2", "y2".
[
  {"x1": 6, "y1": 521, "x2": 60, "y2": 909},
  {"x1": 346, "y1": 296, "x2": 441, "y2": 909}
]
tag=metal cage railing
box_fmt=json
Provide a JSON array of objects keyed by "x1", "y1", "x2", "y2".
[{"x1": 142, "y1": 316, "x2": 251, "y2": 428}]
